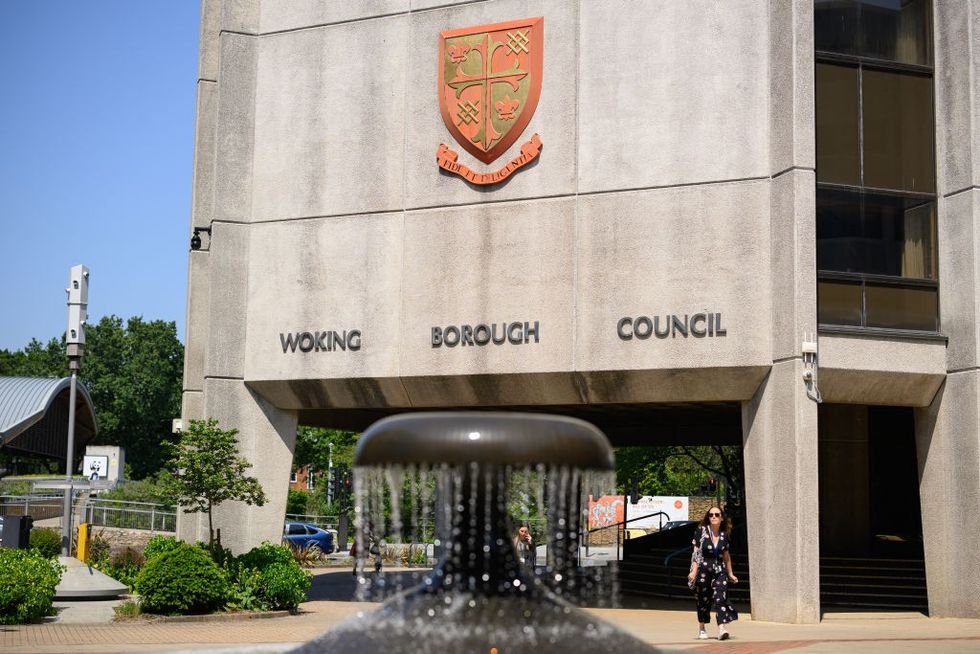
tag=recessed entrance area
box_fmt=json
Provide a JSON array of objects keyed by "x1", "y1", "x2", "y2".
[{"x1": 818, "y1": 404, "x2": 926, "y2": 613}]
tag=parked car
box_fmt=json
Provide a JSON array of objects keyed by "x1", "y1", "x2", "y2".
[
  {"x1": 660, "y1": 520, "x2": 698, "y2": 532},
  {"x1": 283, "y1": 522, "x2": 335, "y2": 555}
]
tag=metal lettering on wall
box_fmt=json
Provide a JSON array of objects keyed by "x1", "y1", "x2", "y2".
[
  {"x1": 617, "y1": 314, "x2": 726, "y2": 340},
  {"x1": 432, "y1": 321, "x2": 540, "y2": 348},
  {"x1": 280, "y1": 330, "x2": 362, "y2": 353},
  {"x1": 436, "y1": 17, "x2": 543, "y2": 185}
]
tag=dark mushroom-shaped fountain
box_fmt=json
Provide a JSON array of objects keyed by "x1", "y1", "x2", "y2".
[{"x1": 293, "y1": 412, "x2": 658, "y2": 653}]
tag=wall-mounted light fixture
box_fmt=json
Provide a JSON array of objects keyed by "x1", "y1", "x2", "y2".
[{"x1": 190, "y1": 226, "x2": 212, "y2": 250}]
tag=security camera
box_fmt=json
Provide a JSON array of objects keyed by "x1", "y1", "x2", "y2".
[{"x1": 190, "y1": 226, "x2": 211, "y2": 250}]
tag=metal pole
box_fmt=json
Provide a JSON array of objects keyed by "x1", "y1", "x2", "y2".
[
  {"x1": 327, "y1": 442, "x2": 334, "y2": 505},
  {"x1": 61, "y1": 369, "x2": 78, "y2": 556}
]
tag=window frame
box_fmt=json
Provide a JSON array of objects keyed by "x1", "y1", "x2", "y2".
[{"x1": 815, "y1": 0, "x2": 940, "y2": 335}]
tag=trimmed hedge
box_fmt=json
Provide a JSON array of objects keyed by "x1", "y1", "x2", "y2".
[
  {"x1": 143, "y1": 535, "x2": 181, "y2": 561},
  {"x1": 0, "y1": 549, "x2": 63, "y2": 624},
  {"x1": 136, "y1": 543, "x2": 228, "y2": 615}
]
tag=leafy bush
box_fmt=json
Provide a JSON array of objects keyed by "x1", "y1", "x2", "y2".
[
  {"x1": 98, "y1": 548, "x2": 143, "y2": 591},
  {"x1": 226, "y1": 567, "x2": 267, "y2": 611},
  {"x1": 136, "y1": 543, "x2": 228, "y2": 615},
  {"x1": 289, "y1": 542, "x2": 323, "y2": 568},
  {"x1": 259, "y1": 562, "x2": 311, "y2": 610},
  {"x1": 238, "y1": 542, "x2": 293, "y2": 571},
  {"x1": 87, "y1": 530, "x2": 111, "y2": 565},
  {"x1": 143, "y1": 535, "x2": 181, "y2": 562},
  {"x1": 98, "y1": 474, "x2": 175, "y2": 507},
  {"x1": 29, "y1": 528, "x2": 62, "y2": 559},
  {"x1": 0, "y1": 548, "x2": 63, "y2": 624},
  {"x1": 235, "y1": 543, "x2": 311, "y2": 611},
  {"x1": 287, "y1": 488, "x2": 308, "y2": 515},
  {"x1": 113, "y1": 599, "x2": 141, "y2": 620}
]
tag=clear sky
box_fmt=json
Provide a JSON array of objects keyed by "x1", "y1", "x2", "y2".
[{"x1": 0, "y1": 1, "x2": 201, "y2": 351}]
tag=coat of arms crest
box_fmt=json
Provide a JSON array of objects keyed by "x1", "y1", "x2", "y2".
[{"x1": 436, "y1": 17, "x2": 543, "y2": 185}]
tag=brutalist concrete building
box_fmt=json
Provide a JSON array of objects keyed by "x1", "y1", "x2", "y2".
[{"x1": 180, "y1": 0, "x2": 980, "y2": 621}]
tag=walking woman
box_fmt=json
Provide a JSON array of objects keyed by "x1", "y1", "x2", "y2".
[{"x1": 686, "y1": 506, "x2": 738, "y2": 640}]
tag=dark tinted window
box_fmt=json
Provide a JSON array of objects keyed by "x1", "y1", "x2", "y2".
[
  {"x1": 815, "y1": 0, "x2": 858, "y2": 55},
  {"x1": 862, "y1": 68, "x2": 935, "y2": 193},
  {"x1": 860, "y1": 0, "x2": 932, "y2": 66},
  {"x1": 815, "y1": 0, "x2": 932, "y2": 66},
  {"x1": 865, "y1": 284, "x2": 938, "y2": 330},
  {"x1": 817, "y1": 189, "x2": 936, "y2": 279},
  {"x1": 287, "y1": 523, "x2": 305, "y2": 535},
  {"x1": 816, "y1": 64, "x2": 861, "y2": 185},
  {"x1": 818, "y1": 281, "x2": 864, "y2": 326}
]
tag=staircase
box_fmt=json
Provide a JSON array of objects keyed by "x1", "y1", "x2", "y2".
[
  {"x1": 820, "y1": 555, "x2": 928, "y2": 612},
  {"x1": 618, "y1": 547, "x2": 928, "y2": 613}
]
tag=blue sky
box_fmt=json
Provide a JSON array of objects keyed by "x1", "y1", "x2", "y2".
[{"x1": 0, "y1": 1, "x2": 201, "y2": 351}]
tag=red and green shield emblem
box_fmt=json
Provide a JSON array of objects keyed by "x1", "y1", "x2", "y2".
[{"x1": 438, "y1": 17, "x2": 543, "y2": 165}]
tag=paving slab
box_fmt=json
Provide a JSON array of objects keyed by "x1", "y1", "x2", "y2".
[{"x1": 2, "y1": 569, "x2": 978, "y2": 653}]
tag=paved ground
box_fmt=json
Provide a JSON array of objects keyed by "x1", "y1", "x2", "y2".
[{"x1": 3, "y1": 568, "x2": 978, "y2": 653}]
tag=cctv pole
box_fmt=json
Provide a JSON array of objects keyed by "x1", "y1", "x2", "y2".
[{"x1": 62, "y1": 265, "x2": 89, "y2": 557}]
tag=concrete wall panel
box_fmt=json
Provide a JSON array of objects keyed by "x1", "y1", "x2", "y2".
[
  {"x1": 934, "y1": 0, "x2": 978, "y2": 195},
  {"x1": 183, "y1": 251, "x2": 211, "y2": 393},
  {"x1": 404, "y1": 0, "x2": 578, "y2": 209},
  {"x1": 214, "y1": 33, "x2": 258, "y2": 223},
  {"x1": 399, "y1": 198, "x2": 576, "y2": 377},
  {"x1": 205, "y1": 223, "x2": 250, "y2": 379},
  {"x1": 575, "y1": 181, "x2": 771, "y2": 372},
  {"x1": 578, "y1": 0, "x2": 769, "y2": 193},
  {"x1": 252, "y1": 17, "x2": 407, "y2": 221},
  {"x1": 259, "y1": 0, "x2": 408, "y2": 33},
  {"x1": 940, "y1": 189, "x2": 980, "y2": 371},
  {"x1": 768, "y1": 0, "x2": 814, "y2": 175},
  {"x1": 199, "y1": 0, "x2": 222, "y2": 81},
  {"x1": 243, "y1": 213, "x2": 405, "y2": 381}
]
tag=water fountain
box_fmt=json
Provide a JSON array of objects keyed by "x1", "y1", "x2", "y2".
[{"x1": 294, "y1": 412, "x2": 659, "y2": 653}]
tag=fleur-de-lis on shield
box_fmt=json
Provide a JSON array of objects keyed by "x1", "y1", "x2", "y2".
[
  {"x1": 447, "y1": 43, "x2": 470, "y2": 63},
  {"x1": 495, "y1": 95, "x2": 519, "y2": 120}
]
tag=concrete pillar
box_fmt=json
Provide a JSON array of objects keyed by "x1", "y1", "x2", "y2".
[
  {"x1": 742, "y1": 0, "x2": 820, "y2": 624},
  {"x1": 742, "y1": 361, "x2": 820, "y2": 623},
  {"x1": 914, "y1": 0, "x2": 980, "y2": 619}
]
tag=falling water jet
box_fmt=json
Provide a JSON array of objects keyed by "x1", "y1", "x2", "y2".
[{"x1": 293, "y1": 412, "x2": 659, "y2": 653}]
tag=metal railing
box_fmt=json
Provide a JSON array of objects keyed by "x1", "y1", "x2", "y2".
[
  {"x1": 0, "y1": 494, "x2": 64, "y2": 520},
  {"x1": 585, "y1": 511, "x2": 671, "y2": 561},
  {"x1": 84, "y1": 498, "x2": 176, "y2": 532}
]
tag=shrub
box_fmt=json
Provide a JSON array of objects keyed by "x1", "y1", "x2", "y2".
[
  {"x1": 143, "y1": 535, "x2": 181, "y2": 562},
  {"x1": 136, "y1": 543, "x2": 228, "y2": 615},
  {"x1": 87, "y1": 530, "x2": 111, "y2": 565},
  {"x1": 29, "y1": 528, "x2": 62, "y2": 559},
  {"x1": 226, "y1": 567, "x2": 267, "y2": 612},
  {"x1": 259, "y1": 562, "x2": 311, "y2": 610},
  {"x1": 98, "y1": 548, "x2": 144, "y2": 591},
  {"x1": 235, "y1": 543, "x2": 311, "y2": 611},
  {"x1": 286, "y1": 488, "x2": 308, "y2": 515},
  {"x1": 0, "y1": 549, "x2": 63, "y2": 624},
  {"x1": 238, "y1": 542, "x2": 293, "y2": 571}
]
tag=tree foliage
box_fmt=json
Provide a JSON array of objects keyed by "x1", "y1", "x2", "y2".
[
  {"x1": 163, "y1": 418, "x2": 266, "y2": 546},
  {"x1": 0, "y1": 315, "x2": 183, "y2": 478},
  {"x1": 615, "y1": 445, "x2": 743, "y2": 500}
]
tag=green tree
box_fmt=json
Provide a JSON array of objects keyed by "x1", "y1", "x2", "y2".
[
  {"x1": 615, "y1": 445, "x2": 743, "y2": 499},
  {"x1": 0, "y1": 316, "x2": 183, "y2": 478},
  {"x1": 163, "y1": 418, "x2": 266, "y2": 546}
]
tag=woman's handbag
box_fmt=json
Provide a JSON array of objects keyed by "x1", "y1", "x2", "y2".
[{"x1": 688, "y1": 527, "x2": 706, "y2": 591}]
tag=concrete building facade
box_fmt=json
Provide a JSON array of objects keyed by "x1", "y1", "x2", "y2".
[{"x1": 180, "y1": 0, "x2": 980, "y2": 621}]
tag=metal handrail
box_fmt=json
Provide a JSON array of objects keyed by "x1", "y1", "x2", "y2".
[
  {"x1": 585, "y1": 511, "x2": 671, "y2": 560},
  {"x1": 664, "y1": 545, "x2": 693, "y2": 598}
]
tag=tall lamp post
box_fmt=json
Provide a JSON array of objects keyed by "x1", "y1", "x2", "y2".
[{"x1": 62, "y1": 264, "x2": 89, "y2": 557}]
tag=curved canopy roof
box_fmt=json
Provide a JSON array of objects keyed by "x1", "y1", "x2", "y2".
[{"x1": 0, "y1": 376, "x2": 98, "y2": 460}]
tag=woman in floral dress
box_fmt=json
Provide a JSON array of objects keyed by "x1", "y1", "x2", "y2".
[{"x1": 687, "y1": 506, "x2": 739, "y2": 640}]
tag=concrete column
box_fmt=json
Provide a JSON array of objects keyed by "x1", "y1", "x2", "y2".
[
  {"x1": 742, "y1": 360, "x2": 820, "y2": 623},
  {"x1": 916, "y1": 0, "x2": 980, "y2": 619},
  {"x1": 915, "y1": 378, "x2": 980, "y2": 618},
  {"x1": 177, "y1": 379, "x2": 297, "y2": 554}
]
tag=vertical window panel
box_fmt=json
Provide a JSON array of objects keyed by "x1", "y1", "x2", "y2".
[
  {"x1": 816, "y1": 63, "x2": 861, "y2": 186},
  {"x1": 865, "y1": 284, "x2": 938, "y2": 330},
  {"x1": 815, "y1": 0, "x2": 859, "y2": 55},
  {"x1": 818, "y1": 281, "x2": 864, "y2": 326},
  {"x1": 862, "y1": 69, "x2": 935, "y2": 193}
]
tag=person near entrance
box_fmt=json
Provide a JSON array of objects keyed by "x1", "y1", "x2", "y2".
[
  {"x1": 687, "y1": 506, "x2": 738, "y2": 640},
  {"x1": 513, "y1": 522, "x2": 536, "y2": 570}
]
